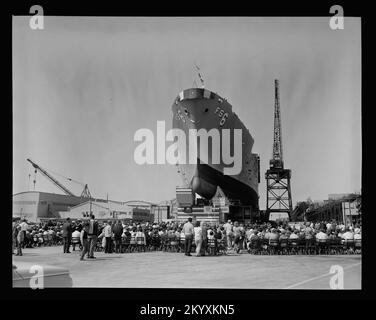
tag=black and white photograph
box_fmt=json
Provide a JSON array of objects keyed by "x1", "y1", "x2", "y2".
[{"x1": 11, "y1": 9, "x2": 362, "y2": 294}]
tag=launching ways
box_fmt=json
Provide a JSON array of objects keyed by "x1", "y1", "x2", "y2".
[{"x1": 175, "y1": 186, "x2": 260, "y2": 224}]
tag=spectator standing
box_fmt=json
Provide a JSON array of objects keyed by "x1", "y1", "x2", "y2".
[
  {"x1": 194, "y1": 221, "x2": 203, "y2": 257},
  {"x1": 62, "y1": 218, "x2": 72, "y2": 253},
  {"x1": 201, "y1": 221, "x2": 207, "y2": 256},
  {"x1": 182, "y1": 217, "x2": 194, "y2": 256},
  {"x1": 12, "y1": 222, "x2": 18, "y2": 254},
  {"x1": 19, "y1": 218, "x2": 28, "y2": 233},
  {"x1": 112, "y1": 220, "x2": 123, "y2": 253},
  {"x1": 87, "y1": 214, "x2": 99, "y2": 259},
  {"x1": 213, "y1": 228, "x2": 222, "y2": 255},
  {"x1": 233, "y1": 222, "x2": 242, "y2": 253},
  {"x1": 15, "y1": 225, "x2": 24, "y2": 256},
  {"x1": 80, "y1": 221, "x2": 90, "y2": 261},
  {"x1": 223, "y1": 220, "x2": 233, "y2": 250},
  {"x1": 179, "y1": 228, "x2": 185, "y2": 249},
  {"x1": 19, "y1": 219, "x2": 28, "y2": 248},
  {"x1": 104, "y1": 221, "x2": 113, "y2": 253},
  {"x1": 136, "y1": 226, "x2": 146, "y2": 250}
]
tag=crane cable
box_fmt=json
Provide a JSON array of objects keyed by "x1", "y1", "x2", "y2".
[
  {"x1": 42, "y1": 167, "x2": 85, "y2": 186},
  {"x1": 33, "y1": 168, "x2": 37, "y2": 190}
]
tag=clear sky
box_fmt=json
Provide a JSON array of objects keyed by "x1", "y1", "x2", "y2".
[{"x1": 13, "y1": 17, "x2": 361, "y2": 210}]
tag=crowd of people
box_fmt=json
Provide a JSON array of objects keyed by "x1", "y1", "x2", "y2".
[{"x1": 12, "y1": 216, "x2": 362, "y2": 258}]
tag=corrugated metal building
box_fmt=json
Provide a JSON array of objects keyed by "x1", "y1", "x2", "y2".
[
  {"x1": 60, "y1": 200, "x2": 153, "y2": 223},
  {"x1": 12, "y1": 191, "x2": 87, "y2": 222}
]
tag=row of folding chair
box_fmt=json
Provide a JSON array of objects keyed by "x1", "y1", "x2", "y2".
[{"x1": 247, "y1": 238, "x2": 361, "y2": 255}]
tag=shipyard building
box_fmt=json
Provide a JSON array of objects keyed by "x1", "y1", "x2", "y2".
[
  {"x1": 12, "y1": 191, "x2": 172, "y2": 223},
  {"x1": 291, "y1": 193, "x2": 361, "y2": 225},
  {"x1": 58, "y1": 200, "x2": 153, "y2": 223},
  {"x1": 12, "y1": 191, "x2": 87, "y2": 222}
]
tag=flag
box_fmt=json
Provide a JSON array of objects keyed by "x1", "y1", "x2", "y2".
[{"x1": 194, "y1": 63, "x2": 205, "y2": 88}]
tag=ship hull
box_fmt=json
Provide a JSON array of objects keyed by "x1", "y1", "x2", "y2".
[{"x1": 172, "y1": 88, "x2": 259, "y2": 209}]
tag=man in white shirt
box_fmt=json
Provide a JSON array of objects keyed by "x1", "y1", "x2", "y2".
[
  {"x1": 315, "y1": 230, "x2": 328, "y2": 240},
  {"x1": 19, "y1": 219, "x2": 29, "y2": 232},
  {"x1": 223, "y1": 220, "x2": 233, "y2": 250},
  {"x1": 103, "y1": 221, "x2": 113, "y2": 253},
  {"x1": 18, "y1": 219, "x2": 30, "y2": 248},
  {"x1": 289, "y1": 231, "x2": 300, "y2": 240},
  {"x1": 264, "y1": 229, "x2": 271, "y2": 240},
  {"x1": 246, "y1": 227, "x2": 253, "y2": 240},
  {"x1": 342, "y1": 228, "x2": 354, "y2": 241},
  {"x1": 71, "y1": 228, "x2": 81, "y2": 251},
  {"x1": 182, "y1": 217, "x2": 194, "y2": 256}
]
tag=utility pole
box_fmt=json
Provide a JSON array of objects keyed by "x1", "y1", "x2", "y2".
[{"x1": 89, "y1": 195, "x2": 92, "y2": 217}]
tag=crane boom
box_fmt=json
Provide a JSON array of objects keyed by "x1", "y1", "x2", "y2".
[{"x1": 26, "y1": 158, "x2": 75, "y2": 196}]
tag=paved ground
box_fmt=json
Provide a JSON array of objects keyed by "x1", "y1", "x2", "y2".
[{"x1": 12, "y1": 246, "x2": 361, "y2": 289}]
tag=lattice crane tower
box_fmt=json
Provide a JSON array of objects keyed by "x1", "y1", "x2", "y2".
[{"x1": 265, "y1": 79, "x2": 293, "y2": 220}]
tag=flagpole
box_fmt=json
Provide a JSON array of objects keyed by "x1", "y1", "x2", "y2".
[{"x1": 194, "y1": 63, "x2": 205, "y2": 88}]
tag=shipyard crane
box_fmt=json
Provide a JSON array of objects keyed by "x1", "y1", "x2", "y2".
[
  {"x1": 26, "y1": 158, "x2": 92, "y2": 198},
  {"x1": 265, "y1": 80, "x2": 293, "y2": 221}
]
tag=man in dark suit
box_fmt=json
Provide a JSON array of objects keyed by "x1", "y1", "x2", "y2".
[
  {"x1": 112, "y1": 220, "x2": 123, "y2": 253},
  {"x1": 87, "y1": 214, "x2": 99, "y2": 259},
  {"x1": 62, "y1": 217, "x2": 72, "y2": 253}
]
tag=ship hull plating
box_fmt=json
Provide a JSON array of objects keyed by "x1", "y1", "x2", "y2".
[{"x1": 172, "y1": 88, "x2": 259, "y2": 209}]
